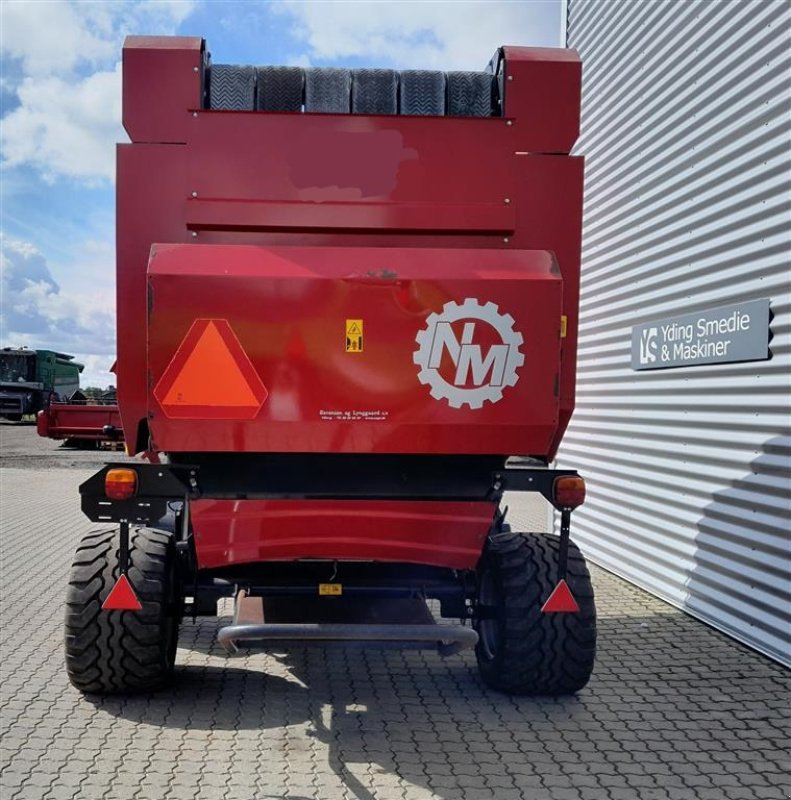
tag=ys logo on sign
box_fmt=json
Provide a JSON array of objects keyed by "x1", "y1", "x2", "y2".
[
  {"x1": 639, "y1": 327, "x2": 658, "y2": 365},
  {"x1": 413, "y1": 299, "x2": 524, "y2": 409}
]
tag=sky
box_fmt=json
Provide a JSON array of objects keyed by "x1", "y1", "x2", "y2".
[{"x1": 0, "y1": 0, "x2": 561, "y2": 388}]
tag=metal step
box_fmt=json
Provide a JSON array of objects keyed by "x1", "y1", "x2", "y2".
[{"x1": 218, "y1": 592, "x2": 478, "y2": 656}]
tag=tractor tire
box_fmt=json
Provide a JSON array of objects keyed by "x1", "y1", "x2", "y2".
[
  {"x1": 399, "y1": 70, "x2": 446, "y2": 116},
  {"x1": 208, "y1": 64, "x2": 256, "y2": 110},
  {"x1": 474, "y1": 532, "x2": 596, "y2": 695},
  {"x1": 305, "y1": 68, "x2": 351, "y2": 113},
  {"x1": 446, "y1": 71, "x2": 495, "y2": 117},
  {"x1": 351, "y1": 69, "x2": 398, "y2": 114},
  {"x1": 256, "y1": 66, "x2": 304, "y2": 112},
  {"x1": 65, "y1": 527, "x2": 181, "y2": 694}
]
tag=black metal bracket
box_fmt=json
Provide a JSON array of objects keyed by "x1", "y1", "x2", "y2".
[
  {"x1": 557, "y1": 507, "x2": 571, "y2": 582},
  {"x1": 495, "y1": 467, "x2": 580, "y2": 509},
  {"x1": 101, "y1": 424, "x2": 122, "y2": 441},
  {"x1": 79, "y1": 463, "x2": 198, "y2": 524},
  {"x1": 79, "y1": 460, "x2": 582, "y2": 524},
  {"x1": 119, "y1": 520, "x2": 130, "y2": 575}
]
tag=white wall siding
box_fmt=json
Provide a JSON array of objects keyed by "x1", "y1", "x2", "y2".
[{"x1": 562, "y1": 0, "x2": 790, "y2": 665}]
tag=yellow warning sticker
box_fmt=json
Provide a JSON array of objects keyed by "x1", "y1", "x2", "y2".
[
  {"x1": 346, "y1": 319, "x2": 363, "y2": 353},
  {"x1": 319, "y1": 583, "x2": 343, "y2": 596},
  {"x1": 560, "y1": 315, "x2": 568, "y2": 339}
]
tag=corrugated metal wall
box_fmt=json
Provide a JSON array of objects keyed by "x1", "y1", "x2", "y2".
[{"x1": 561, "y1": 0, "x2": 791, "y2": 665}]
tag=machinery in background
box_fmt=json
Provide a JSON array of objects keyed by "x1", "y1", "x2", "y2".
[
  {"x1": 0, "y1": 347, "x2": 82, "y2": 420},
  {"x1": 37, "y1": 401, "x2": 123, "y2": 449}
]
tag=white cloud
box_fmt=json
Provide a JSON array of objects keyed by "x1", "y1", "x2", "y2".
[
  {"x1": 76, "y1": 353, "x2": 117, "y2": 389},
  {"x1": 1, "y1": 237, "x2": 115, "y2": 387},
  {"x1": 2, "y1": 0, "x2": 196, "y2": 78},
  {"x1": 273, "y1": 1, "x2": 560, "y2": 70},
  {"x1": 0, "y1": 2, "x2": 192, "y2": 385},
  {"x1": 1, "y1": 0, "x2": 196, "y2": 183},
  {"x1": 1, "y1": 1, "x2": 115, "y2": 77},
  {"x1": 2, "y1": 65, "x2": 123, "y2": 182},
  {"x1": 286, "y1": 53, "x2": 313, "y2": 69}
]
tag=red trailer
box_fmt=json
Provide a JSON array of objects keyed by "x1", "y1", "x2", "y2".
[
  {"x1": 67, "y1": 36, "x2": 595, "y2": 696},
  {"x1": 37, "y1": 402, "x2": 123, "y2": 447}
]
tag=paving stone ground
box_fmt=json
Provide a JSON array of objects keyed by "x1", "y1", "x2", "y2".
[{"x1": 1, "y1": 435, "x2": 789, "y2": 800}]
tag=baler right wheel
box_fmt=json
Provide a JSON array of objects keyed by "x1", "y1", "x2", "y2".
[
  {"x1": 474, "y1": 532, "x2": 596, "y2": 695},
  {"x1": 64, "y1": 527, "x2": 180, "y2": 694}
]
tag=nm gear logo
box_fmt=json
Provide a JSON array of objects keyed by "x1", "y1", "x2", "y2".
[{"x1": 413, "y1": 299, "x2": 524, "y2": 409}]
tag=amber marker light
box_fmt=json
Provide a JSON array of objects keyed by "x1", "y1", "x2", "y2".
[
  {"x1": 553, "y1": 475, "x2": 586, "y2": 509},
  {"x1": 105, "y1": 468, "x2": 138, "y2": 500}
]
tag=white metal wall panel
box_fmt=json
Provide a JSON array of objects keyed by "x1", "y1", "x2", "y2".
[{"x1": 561, "y1": 0, "x2": 791, "y2": 665}]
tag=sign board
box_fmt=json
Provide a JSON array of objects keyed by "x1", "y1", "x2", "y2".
[{"x1": 631, "y1": 299, "x2": 771, "y2": 370}]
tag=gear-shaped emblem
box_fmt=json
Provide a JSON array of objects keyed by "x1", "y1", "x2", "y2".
[{"x1": 413, "y1": 298, "x2": 525, "y2": 409}]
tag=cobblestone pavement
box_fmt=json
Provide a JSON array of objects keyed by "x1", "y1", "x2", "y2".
[
  {"x1": 0, "y1": 421, "x2": 125, "y2": 471},
  {"x1": 1, "y1": 463, "x2": 789, "y2": 800}
]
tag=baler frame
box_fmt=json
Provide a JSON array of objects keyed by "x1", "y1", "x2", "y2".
[
  {"x1": 79, "y1": 461, "x2": 584, "y2": 655},
  {"x1": 64, "y1": 35, "x2": 597, "y2": 698}
]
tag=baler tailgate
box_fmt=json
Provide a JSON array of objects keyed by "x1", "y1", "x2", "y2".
[{"x1": 147, "y1": 243, "x2": 563, "y2": 455}]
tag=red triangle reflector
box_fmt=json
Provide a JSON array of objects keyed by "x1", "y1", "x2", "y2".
[
  {"x1": 102, "y1": 574, "x2": 142, "y2": 611},
  {"x1": 541, "y1": 579, "x2": 580, "y2": 613},
  {"x1": 153, "y1": 319, "x2": 268, "y2": 420}
]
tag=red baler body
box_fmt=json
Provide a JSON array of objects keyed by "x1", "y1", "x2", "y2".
[
  {"x1": 148, "y1": 244, "x2": 562, "y2": 455},
  {"x1": 116, "y1": 38, "x2": 583, "y2": 571},
  {"x1": 190, "y1": 499, "x2": 495, "y2": 570}
]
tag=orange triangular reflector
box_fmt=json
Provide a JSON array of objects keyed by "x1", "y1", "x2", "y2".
[
  {"x1": 163, "y1": 321, "x2": 259, "y2": 406},
  {"x1": 102, "y1": 574, "x2": 142, "y2": 611},
  {"x1": 153, "y1": 319, "x2": 268, "y2": 419},
  {"x1": 541, "y1": 579, "x2": 580, "y2": 613}
]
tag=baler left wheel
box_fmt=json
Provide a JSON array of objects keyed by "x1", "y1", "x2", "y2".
[{"x1": 64, "y1": 527, "x2": 181, "y2": 694}]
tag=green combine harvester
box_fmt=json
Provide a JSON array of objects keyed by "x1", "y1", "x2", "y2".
[{"x1": 0, "y1": 348, "x2": 83, "y2": 420}]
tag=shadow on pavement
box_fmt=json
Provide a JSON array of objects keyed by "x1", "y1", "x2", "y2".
[
  {"x1": 83, "y1": 605, "x2": 789, "y2": 800},
  {"x1": 87, "y1": 622, "x2": 592, "y2": 800}
]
